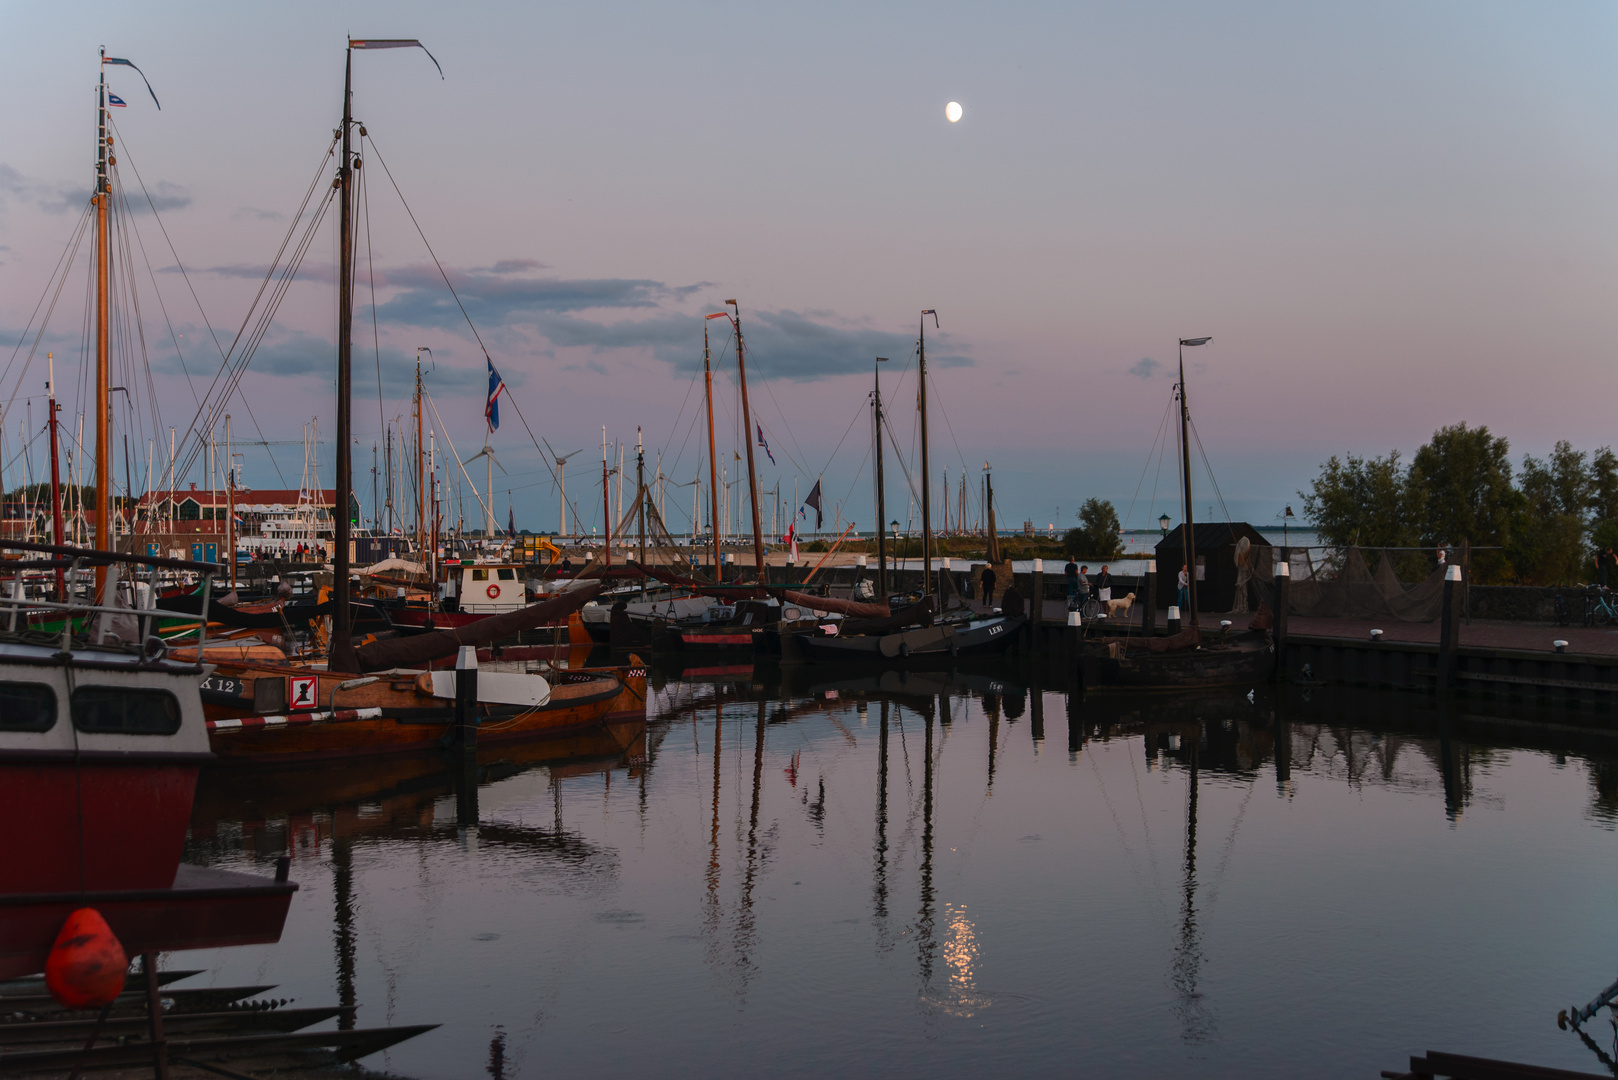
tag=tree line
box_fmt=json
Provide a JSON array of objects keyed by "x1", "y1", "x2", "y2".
[
  {"x1": 1301, "y1": 423, "x2": 1618, "y2": 585},
  {"x1": 1063, "y1": 498, "x2": 1125, "y2": 559}
]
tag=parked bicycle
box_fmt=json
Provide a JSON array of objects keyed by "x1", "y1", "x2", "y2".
[
  {"x1": 1585, "y1": 585, "x2": 1618, "y2": 627},
  {"x1": 1066, "y1": 592, "x2": 1103, "y2": 620}
]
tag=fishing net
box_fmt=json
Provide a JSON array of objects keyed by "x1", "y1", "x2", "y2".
[{"x1": 1252, "y1": 546, "x2": 1445, "y2": 622}]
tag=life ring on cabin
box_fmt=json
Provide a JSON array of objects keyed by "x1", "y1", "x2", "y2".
[{"x1": 486, "y1": 584, "x2": 501, "y2": 599}]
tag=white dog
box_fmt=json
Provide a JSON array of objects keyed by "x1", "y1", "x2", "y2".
[{"x1": 1104, "y1": 592, "x2": 1136, "y2": 618}]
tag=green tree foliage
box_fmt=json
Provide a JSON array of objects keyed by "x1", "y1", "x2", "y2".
[
  {"x1": 1070, "y1": 498, "x2": 1123, "y2": 558},
  {"x1": 1405, "y1": 423, "x2": 1520, "y2": 582},
  {"x1": 1301, "y1": 425, "x2": 1618, "y2": 586},
  {"x1": 1520, "y1": 441, "x2": 1593, "y2": 517},
  {"x1": 1515, "y1": 441, "x2": 1593, "y2": 584},
  {"x1": 1592, "y1": 448, "x2": 1618, "y2": 518},
  {"x1": 1299, "y1": 452, "x2": 1415, "y2": 551},
  {"x1": 4, "y1": 483, "x2": 97, "y2": 509},
  {"x1": 1409, "y1": 423, "x2": 1517, "y2": 549},
  {"x1": 1592, "y1": 518, "x2": 1618, "y2": 561}
]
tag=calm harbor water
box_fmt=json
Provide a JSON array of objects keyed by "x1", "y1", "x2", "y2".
[{"x1": 184, "y1": 666, "x2": 1618, "y2": 1079}]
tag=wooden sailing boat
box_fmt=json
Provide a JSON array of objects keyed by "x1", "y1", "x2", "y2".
[
  {"x1": 797, "y1": 310, "x2": 1025, "y2": 665},
  {"x1": 671, "y1": 305, "x2": 783, "y2": 653},
  {"x1": 195, "y1": 40, "x2": 646, "y2": 753},
  {"x1": 1076, "y1": 337, "x2": 1275, "y2": 690}
]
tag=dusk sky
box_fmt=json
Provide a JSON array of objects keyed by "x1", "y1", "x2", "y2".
[{"x1": 3, "y1": 1, "x2": 1615, "y2": 536}]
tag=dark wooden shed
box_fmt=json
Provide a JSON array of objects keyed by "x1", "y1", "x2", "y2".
[{"x1": 1154, "y1": 522, "x2": 1271, "y2": 612}]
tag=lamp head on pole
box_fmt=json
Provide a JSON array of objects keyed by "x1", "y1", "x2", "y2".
[
  {"x1": 1284, "y1": 505, "x2": 1295, "y2": 519},
  {"x1": 1179, "y1": 337, "x2": 1212, "y2": 347},
  {"x1": 922, "y1": 309, "x2": 939, "y2": 328},
  {"x1": 1159, "y1": 513, "x2": 1171, "y2": 536}
]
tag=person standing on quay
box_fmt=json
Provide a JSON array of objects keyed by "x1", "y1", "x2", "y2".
[
  {"x1": 1095, "y1": 564, "x2": 1113, "y2": 604},
  {"x1": 981, "y1": 565, "x2": 996, "y2": 608},
  {"x1": 1177, "y1": 563, "x2": 1190, "y2": 611},
  {"x1": 1064, "y1": 557, "x2": 1079, "y2": 608}
]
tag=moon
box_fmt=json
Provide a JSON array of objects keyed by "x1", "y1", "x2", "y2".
[{"x1": 945, "y1": 101, "x2": 963, "y2": 123}]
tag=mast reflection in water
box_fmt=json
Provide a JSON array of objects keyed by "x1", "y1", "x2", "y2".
[{"x1": 182, "y1": 673, "x2": 1618, "y2": 1079}]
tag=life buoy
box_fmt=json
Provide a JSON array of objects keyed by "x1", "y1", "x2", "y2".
[{"x1": 486, "y1": 584, "x2": 501, "y2": 599}]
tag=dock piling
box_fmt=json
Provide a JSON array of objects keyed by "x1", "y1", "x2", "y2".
[
  {"x1": 1438, "y1": 565, "x2": 1461, "y2": 693},
  {"x1": 1273, "y1": 561, "x2": 1289, "y2": 682},
  {"x1": 1030, "y1": 559, "x2": 1045, "y2": 635},
  {"x1": 454, "y1": 645, "x2": 479, "y2": 749},
  {"x1": 142, "y1": 952, "x2": 170, "y2": 1080},
  {"x1": 1142, "y1": 560, "x2": 1156, "y2": 635}
]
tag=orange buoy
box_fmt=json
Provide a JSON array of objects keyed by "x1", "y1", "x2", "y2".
[{"x1": 44, "y1": 908, "x2": 127, "y2": 1008}]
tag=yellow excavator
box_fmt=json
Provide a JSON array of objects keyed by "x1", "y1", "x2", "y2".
[{"x1": 516, "y1": 535, "x2": 565, "y2": 568}]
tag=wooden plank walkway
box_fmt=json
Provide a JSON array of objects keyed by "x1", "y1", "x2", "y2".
[
  {"x1": 1289, "y1": 617, "x2": 1618, "y2": 658},
  {"x1": 1028, "y1": 598, "x2": 1618, "y2": 660}
]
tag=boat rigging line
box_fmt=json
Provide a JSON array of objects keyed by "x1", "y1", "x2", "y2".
[{"x1": 1119, "y1": 391, "x2": 1178, "y2": 534}]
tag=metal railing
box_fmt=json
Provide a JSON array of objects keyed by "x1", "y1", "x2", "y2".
[{"x1": 0, "y1": 539, "x2": 226, "y2": 659}]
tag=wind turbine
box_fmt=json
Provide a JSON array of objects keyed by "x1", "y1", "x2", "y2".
[
  {"x1": 542, "y1": 436, "x2": 584, "y2": 540},
  {"x1": 465, "y1": 436, "x2": 506, "y2": 539}
]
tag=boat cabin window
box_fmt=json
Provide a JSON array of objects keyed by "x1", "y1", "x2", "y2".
[
  {"x1": 72, "y1": 687, "x2": 182, "y2": 736},
  {"x1": 472, "y1": 568, "x2": 489, "y2": 581},
  {"x1": 0, "y1": 682, "x2": 56, "y2": 732},
  {"x1": 498, "y1": 568, "x2": 516, "y2": 581}
]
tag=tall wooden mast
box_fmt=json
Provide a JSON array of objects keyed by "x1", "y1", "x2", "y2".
[
  {"x1": 332, "y1": 38, "x2": 440, "y2": 660},
  {"x1": 601, "y1": 426, "x2": 611, "y2": 567},
  {"x1": 1177, "y1": 336, "x2": 1211, "y2": 627},
  {"x1": 226, "y1": 413, "x2": 235, "y2": 589},
  {"x1": 727, "y1": 301, "x2": 766, "y2": 582},
  {"x1": 47, "y1": 354, "x2": 65, "y2": 599},
  {"x1": 416, "y1": 356, "x2": 426, "y2": 560},
  {"x1": 873, "y1": 357, "x2": 889, "y2": 597},
  {"x1": 329, "y1": 45, "x2": 358, "y2": 671},
  {"x1": 702, "y1": 317, "x2": 723, "y2": 579},
  {"x1": 918, "y1": 310, "x2": 938, "y2": 598},
  {"x1": 636, "y1": 427, "x2": 646, "y2": 592},
  {"x1": 94, "y1": 54, "x2": 111, "y2": 596}
]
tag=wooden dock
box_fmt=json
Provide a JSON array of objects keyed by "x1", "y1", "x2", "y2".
[{"x1": 1015, "y1": 584, "x2": 1618, "y2": 712}]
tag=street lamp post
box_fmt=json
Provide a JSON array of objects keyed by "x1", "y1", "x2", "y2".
[{"x1": 1159, "y1": 513, "x2": 1171, "y2": 538}]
